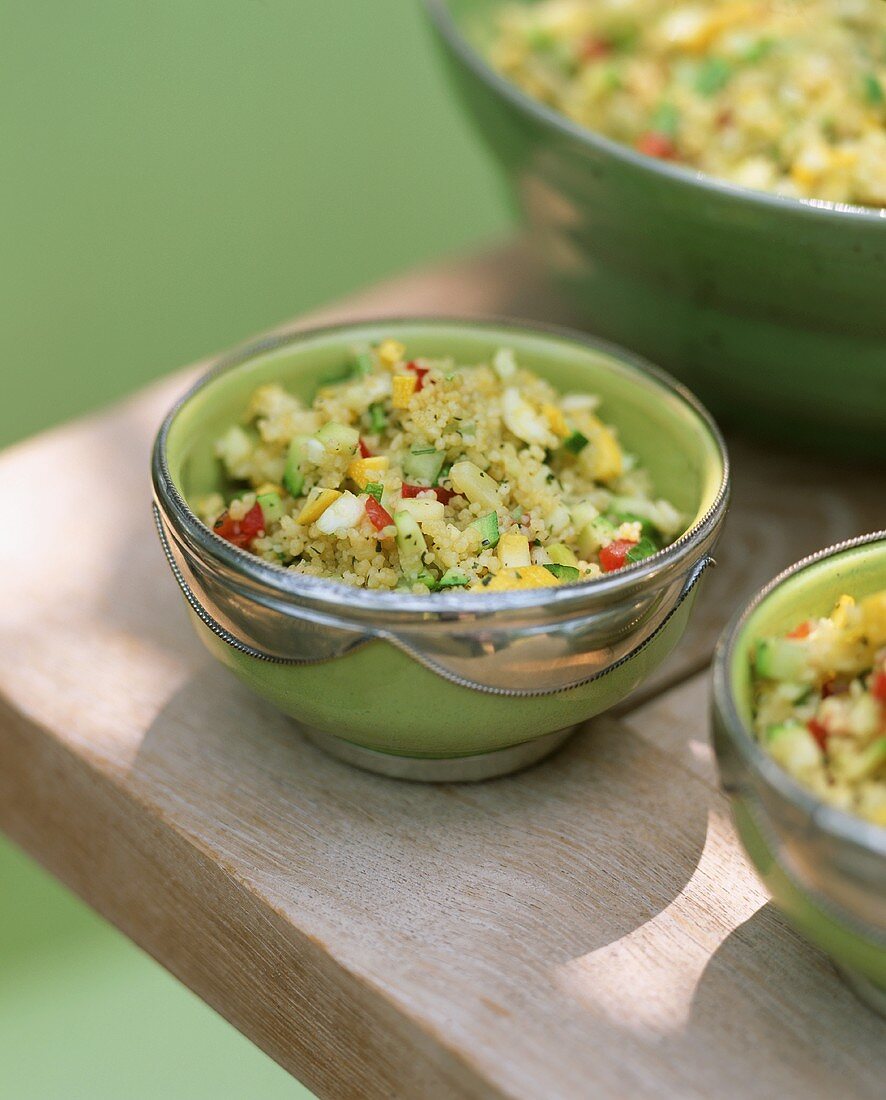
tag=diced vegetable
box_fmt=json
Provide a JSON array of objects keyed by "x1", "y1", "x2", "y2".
[
  {"x1": 297, "y1": 487, "x2": 342, "y2": 526},
  {"x1": 358, "y1": 438, "x2": 372, "y2": 458},
  {"x1": 863, "y1": 73, "x2": 885, "y2": 106},
  {"x1": 406, "y1": 361, "x2": 430, "y2": 391},
  {"x1": 283, "y1": 434, "x2": 311, "y2": 496},
  {"x1": 346, "y1": 454, "x2": 389, "y2": 489},
  {"x1": 484, "y1": 565, "x2": 559, "y2": 591},
  {"x1": 353, "y1": 352, "x2": 373, "y2": 377},
  {"x1": 754, "y1": 638, "x2": 813, "y2": 682},
  {"x1": 570, "y1": 501, "x2": 600, "y2": 530},
  {"x1": 470, "y1": 511, "x2": 500, "y2": 549},
  {"x1": 401, "y1": 483, "x2": 459, "y2": 504},
  {"x1": 695, "y1": 57, "x2": 732, "y2": 96},
  {"x1": 213, "y1": 502, "x2": 264, "y2": 549},
  {"x1": 599, "y1": 538, "x2": 638, "y2": 573},
  {"x1": 578, "y1": 416, "x2": 623, "y2": 481},
  {"x1": 363, "y1": 482, "x2": 384, "y2": 504},
  {"x1": 498, "y1": 532, "x2": 531, "y2": 569},
  {"x1": 607, "y1": 510, "x2": 661, "y2": 545},
  {"x1": 547, "y1": 543, "x2": 578, "y2": 567},
  {"x1": 562, "y1": 430, "x2": 589, "y2": 455},
  {"x1": 626, "y1": 536, "x2": 658, "y2": 563},
  {"x1": 394, "y1": 509, "x2": 427, "y2": 576},
  {"x1": 378, "y1": 339, "x2": 405, "y2": 368},
  {"x1": 502, "y1": 387, "x2": 551, "y2": 445},
  {"x1": 315, "y1": 491, "x2": 364, "y2": 535},
  {"x1": 450, "y1": 461, "x2": 501, "y2": 511},
  {"x1": 577, "y1": 515, "x2": 618, "y2": 560},
  {"x1": 256, "y1": 491, "x2": 284, "y2": 526},
  {"x1": 403, "y1": 445, "x2": 445, "y2": 485},
  {"x1": 392, "y1": 374, "x2": 417, "y2": 408},
  {"x1": 397, "y1": 496, "x2": 445, "y2": 524},
  {"x1": 765, "y1": 723, "x2": 823, "y2": 772},
  {"x1": 544, "y1": 563, "x2": 580, "y2": 582},
  {"x1": 436, "y1": 568, "x2": 470, "y2": 590},
  {"x1": 368, "y1": 402, "x2": 387, "y2": 433},
  {"x1": 316, "y1": 422, "x2": 360, "y2": 456},
  {"x1": 543, "y1": 403, "x2": 569, "y2": 438},
  {"x1": 364, "y1": 495, "x2": 394, "y2": 532}
]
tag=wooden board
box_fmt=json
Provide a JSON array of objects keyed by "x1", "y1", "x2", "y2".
[{"x1": 1, "y1": 245, "x2": 884, "y2": 1099}]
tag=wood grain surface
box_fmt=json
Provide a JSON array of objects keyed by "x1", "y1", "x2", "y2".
[{"x1": 1, "y1": 245, "x2": 883, "y2": 1099}]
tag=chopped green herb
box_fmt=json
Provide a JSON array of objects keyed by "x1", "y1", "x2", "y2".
[{"x1": 563, "y1": 430, "x2": 590, "y2": 455}]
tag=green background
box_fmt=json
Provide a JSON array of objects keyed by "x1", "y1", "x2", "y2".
[{"x1": 0, "y1": 2, "x2": 511, "y2": 1096}]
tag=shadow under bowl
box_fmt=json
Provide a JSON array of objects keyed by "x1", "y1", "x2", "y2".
[
  {"x1": 152, "y1": 318, "x2": 728, "y2": 779},
  {"x1": 712, "y1": 532, "x2": 886, "y2": 1013}
]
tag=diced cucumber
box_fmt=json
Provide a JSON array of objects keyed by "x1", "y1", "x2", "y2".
[
  {"x1": 256, "y1": 491, "x2": 284, "y2": 526},
  {"x1": 394, "y1": 509, "x2": 427, "y2": 578},
  {"x1": 353, "y1": 352, "x2": 373, "y2": 377},
  {"x1": 626, "y1": 536, "x2": 658, "y2": 564},
  {"x1": 470, "y1": 511, "x2": 500, "y2": 550},
  {"x1": 283, "y1": 434, "x2": 311, "y2": 496},
  {"x1": 403, "y1": 445, "x2": 445, "y2": 485},
  {"x1": 570, "y1": 501, "x2": 599, "y2": 531},
  {"x1": 764, "y1": 723, "x2": 822, "y2": 772},
  {"x1": 547, "y1": 543, "x2": 578, "y2": 567},
  {"x1": 368, "y1": 402, "x2": 387, "y2": 433},
  {"x1": 578, "y1": 515, "x2": 617, "y2": 560},
  {"x1": 436, "y1": 568, "x2": 470, "y2": 590},
  {"x1": 316, "y1": 421, "x2": 360, "y2": 455},
  {"x1": 544, "y1": 563, "x2": 580, "y2": 582},
  {"x1": 754, "y1": 638, "x2": 813, "y2": 682}
]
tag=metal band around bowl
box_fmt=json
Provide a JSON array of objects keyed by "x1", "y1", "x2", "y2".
[{"x1": 155, "y1": 501, "x2": 714, "y2": 697}]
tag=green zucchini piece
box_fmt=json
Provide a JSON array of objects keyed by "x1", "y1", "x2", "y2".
[
  {"x1": 256, "y1": 491, "x2": 284, "y2": 526},
  {"x1": 283, "y1": 435, "x2": 311, "y2": 496},
  {"x1": 470, "y1": 511, "x2": 500, "y2": 550},
  {"x1": 544, "y1": 563, "x2": 580, "y2": 582},
  {"x1": 403, "y1": 445, "x2": 445, "y2": 486}
]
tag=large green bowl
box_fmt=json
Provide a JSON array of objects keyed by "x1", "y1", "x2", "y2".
[
  {"x1": 423, "y1": 0, "x2": 886, "y2": 454},
  {"x1": 152, "y1": 319, "x2": 728, "y2": 780},
  {"x1": 712, "y1": 533, "x2": 886, "y2": 1014}
]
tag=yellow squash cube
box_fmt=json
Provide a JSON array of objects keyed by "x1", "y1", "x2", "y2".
[
  {"x1": 296, "y1": 487, "x2": 341, "y2": 525},
  {"x1": 392, "y1": 374, "x2": 418, "y2": 409},
  {"x1": 346, "y1": 454, "x2": 389, "y2": 489},
  {"x1": 378, "y1": 339, "x2": 406, "y2": 369},
  {"x1": 483, "y1": 565, "x2": 559, "y2": 591}
]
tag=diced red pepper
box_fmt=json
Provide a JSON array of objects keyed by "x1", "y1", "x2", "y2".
[
  {"x1": 364, "y1": 495, "x2": 394, "y2": 532},
  {"x1": 406, "y1": 361, "x2": 430, "y2": 392},
  {"x1": 358, "y1": 438, "x2": 373, "y2": 458},
  {"x1": 787, "y1": 620, "x2": 813, "y2": 639},
  {"x1": 400, "y1": 482, "x2": 460, "y2": 504},
  {"x1": 872, "y1": 671, "x2": 886, "y2": 703},
  {"x1": 213, "y1": 502, "x2": 264, "y2": 549},
  {"x1": 599, "y1": 538, "x2": 638, "y2": 573},
  {"x1": 636, "y1": 132, "x2": 677, "y2": 159},
  {"x1": 807, "y1": 717, "x2": 829, "y2": 751},
  {"x1": 580, "y1": 34, "x2": 611, "y2": 61}
]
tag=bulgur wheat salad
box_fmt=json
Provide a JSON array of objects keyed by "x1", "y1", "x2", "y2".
[
  {"x1": 752, "y1": 590, "x2": 886, "y2": 825},
  {"x1": 490, "y1": 0, "x2": 886, "y2": 206},
  {"x1": 196, "y1": 340, "x2": 683, "y2": 593}
]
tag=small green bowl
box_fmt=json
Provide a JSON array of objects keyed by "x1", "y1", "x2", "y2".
[
  {"x1": 423, "y1": 0, "x2": 886, "y2": 454},
  {"x1": 712, "y1": 533, "x2": 886, "y2": 1013},
  {"x1": 153, "y1": 318, "x2": 728, "y2": 780}
]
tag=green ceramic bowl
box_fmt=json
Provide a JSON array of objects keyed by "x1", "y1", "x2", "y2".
[
  {"x1": 153, "y1": 318, "x2": 728, "y2": 780},
  {"x1": 712, "y1": 533, "x2": 886, "y2": 1014},
  {"x1": 423, "y1": 0, "x2": 886, "y2": 454}
]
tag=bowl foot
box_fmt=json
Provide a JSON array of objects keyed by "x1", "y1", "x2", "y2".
[
  {"x1": 836, "y1": 964, "x2": 886, "y2": 1018},
  {"x1": 303, "y1": 726, "x2": 577, "y2": 782}
]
